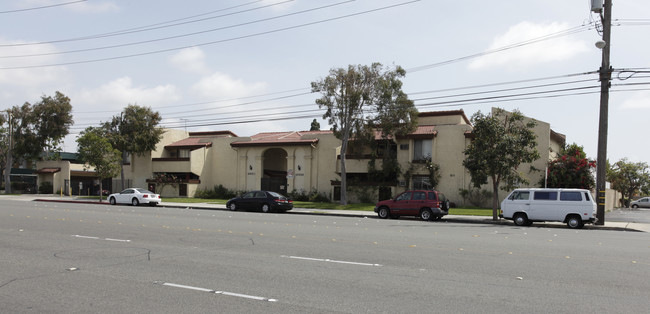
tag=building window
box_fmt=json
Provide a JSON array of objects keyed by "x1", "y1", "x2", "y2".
[
  {"x1": 413, "y1": 139, "x2": 432, "y2": 161},
  {"x1": 412, "y1": 176, "x2": 432, "y2": 189},
  {"x1": 179, "y1": 149, "x2": 190, "y2": 158},
  {"x1": 122, "y1": 152, "x2": 131, "y2": 165}
]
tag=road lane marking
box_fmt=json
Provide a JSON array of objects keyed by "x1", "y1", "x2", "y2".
[
  {"x1": 73, "y1": 235, "x2": 131, "y2": 242},
  {"x1": 282, "y1": 255, "x2": 382, "y2": 267},
  {"x1": 155, "y1": 282, "x2": 277, "y2": 302}
]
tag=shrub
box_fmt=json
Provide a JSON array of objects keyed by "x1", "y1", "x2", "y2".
[
  {"x1": 195, "y1": 185, "x2": 239, "y2": 199},
  {"x1": 458, "y1": 186, "x2": 493, "y2": 207},
  {"x1": 289, "y1": 189, "x2": 330, "y2": 203},
  {"x1": 39, "y1": 182, "x2": 54, "y2": 194}
]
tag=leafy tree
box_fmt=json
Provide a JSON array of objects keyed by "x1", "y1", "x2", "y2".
[
  {"x1": 2, "y1": 92, "x2": 73, "y2": 193},
  {"x1": 0, "y1": 113, "x2": 7, "y2": 191},
  {"x1": 311, "y1": 63, "x2": 416, "y2": 205},
  {"x1": 310, "y1": 119, "x2": 320, "y2": 131},
  {"x1": 463, "y1": 108, "x2": 539, "y2": 220},
  {"x1": 541, "y1": 143, "x2": 595, "y2": 189},
  {"x1": 607, "y1": 158, "x2": 650, "y2": 207},
  {"x1": 102, "y1": 105, "x2": 164, "y2": 189},
  {"x1": 76, "y1": 127, "x2": 122, "y2": 202}
]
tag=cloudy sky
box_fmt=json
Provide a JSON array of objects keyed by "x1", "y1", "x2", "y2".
[{"x1": 1, "y1": 0, "x2": 648, "y2": 165}]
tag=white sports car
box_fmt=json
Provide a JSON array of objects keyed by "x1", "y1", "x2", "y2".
[{"x1": 108, "y1": 188, "x2": 161, "y2": 206}]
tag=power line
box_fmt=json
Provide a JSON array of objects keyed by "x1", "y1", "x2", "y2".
[
  {"x1": 0, "y1": 0, "x2": 86, "y2": 14},
  {"x1": 0, "y1": 0, "x2": 421, "y2": 70},
  {"x1": 0, "y1": 0, "x2": 294, "y2": 49},
  {"x1": 0, "y1": 0, "x2": 355, "y2": 59}
]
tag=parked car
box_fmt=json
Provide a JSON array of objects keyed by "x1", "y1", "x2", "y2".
[
  {"x1": 630, "y1": 197, "x2": 650, "y2": 208},
  {"x1": 374, "y1": 190, "x2": 450, "y2": 221},
  {"x1": 108, "y1": 188, "x2": 161, "y2": 206},
  {"x1": 500, "y1": 188, "x2": 597, "y2": 229},
  {"x1": 227, "y1": 190, "x2": 293, "y2": 213}
]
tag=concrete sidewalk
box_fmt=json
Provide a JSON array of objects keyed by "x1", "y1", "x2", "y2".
[{"x1": 3, "y1": 194, "x2": 649, "y2": 232}]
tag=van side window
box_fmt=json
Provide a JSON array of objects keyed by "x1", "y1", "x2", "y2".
[
  {"x1": 584, "y1": 192, "x2": 591, "y2": 201},
  {"x1": 534, "y1": 191, "x2": 558, "y2": 200},
  {"x1": 560, "y1": 191, "x2": 582, "y2": 201}
]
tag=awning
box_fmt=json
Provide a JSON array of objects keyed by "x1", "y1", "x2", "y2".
[{"x1": 36, "y1": 167, "x2": 61, "y2": 174}]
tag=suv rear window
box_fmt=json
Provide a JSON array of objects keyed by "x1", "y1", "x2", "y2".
[
  {"x1": 427, "y1": 192, "x2": 438, "y2": 201},
  {"x1": 534, "y1": 191, "x2": 558, "y2": 200}
]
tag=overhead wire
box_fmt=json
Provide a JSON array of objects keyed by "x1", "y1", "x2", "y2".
[
  {"x1": 0, "y1": 0, "x2": 421, "y2": 70},
  {"x1": 0, "y1": 0, "x2": 86, "y2": 14},
  {"x1": 0, "y1": 0, "x2": 355, "y2": 59}
]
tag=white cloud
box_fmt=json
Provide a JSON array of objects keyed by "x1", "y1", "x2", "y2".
[
  {"x1": 191, "y1": 72, "x2": 267, "y2": 99},
  {"x1": 75, "y1": 77, "x2": 181, "y2": 111},
  {"x1": 169, "y1": 47, "x2": 209, "y2": 75},
  {"x1": 619, "y1": 91, "x2": 650, "y2": 110},
  {"x1": 469, "y1": 21, "x2": 589, "y2": 70},
  {"x1": 0, "y1": 37, "x2": 68, "y2": 87}
]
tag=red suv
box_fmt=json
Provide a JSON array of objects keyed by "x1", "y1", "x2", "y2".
[{"x1": 374, "y1": 190, "x2": 450, "y2": 221}]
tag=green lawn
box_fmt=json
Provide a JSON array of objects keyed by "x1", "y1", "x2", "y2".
[{"x1": 169, "y1": 198, "x2": 494, "y2": 216}]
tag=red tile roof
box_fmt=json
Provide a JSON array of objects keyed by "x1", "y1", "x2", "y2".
[
  {"x1": 165, "y1": 137, "x2": 213, "y2": 149},
  {"x1": 230, "y1": 131, "x2": 329, "y2": 147}
]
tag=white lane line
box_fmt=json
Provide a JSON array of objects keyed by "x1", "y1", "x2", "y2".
[
  {"x1": 282, "y1": 255, "x2": 382, "y2": 267},
  {"x1": 104, "y1": 238, "x2": 131, "y2": 242},
  {"x1": 73, "y1": 235, "x2": 99, "y2": 240},
  {"x1": 73, "y1": 235, "x2": 131, "y2": 242},
  {"x1": 156, "y1": 282, "x2": 277, "y2": 302},
  {"x1": 162, "y1": 282, "x2": 214, "y2": 293}
]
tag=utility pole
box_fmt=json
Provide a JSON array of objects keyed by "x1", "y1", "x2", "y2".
[
  {"x1": 4, "y1": 110, "x2": 13, "y2": 194},
  {"x1": 595, "y1": 0, "x2": 612, "y2": 225}
]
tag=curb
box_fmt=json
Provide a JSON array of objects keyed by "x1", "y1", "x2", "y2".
[{"x1": 31, "y1": 198, "x2": 645, "y2": 232}]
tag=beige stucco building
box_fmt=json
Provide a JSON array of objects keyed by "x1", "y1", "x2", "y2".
[
  {"x1": 108, "y1": 109, "x2": 564, "y2": 206},
  {"x1": 35, "y1": 108, "x2": 568, "y2": 207}
]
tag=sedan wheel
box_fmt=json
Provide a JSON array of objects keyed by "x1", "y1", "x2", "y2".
[
  {"x1": 261, "y1": 204, "x2": 271, "y2": 213},
  {"x1": 109, "y1": 197, "x2": 116, "y2": 205},
  {"x1": 131, "y1": 198, "x2": 139, "y2": 206},
  {"x1": 229, "y1": 203, "x2": 237, "y2": 211},
  {"x1": 631, "y1": 204, "x2": 639, "y2": 209},
  {"x1": 420, "y1": 208, "x2": 433, "y2": 221}
]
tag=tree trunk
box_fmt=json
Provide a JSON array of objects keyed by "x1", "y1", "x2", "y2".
[
  {"x1": 99, "y1": 181, "x2": 103, "y2": 202},
  {"x1": 4, "y1": 153, "x2": 12, "y2": 194},
  {"x1": 492, "y1": 178, "x2": 500, "y2": 221},
  {"x1": 120, "y1": 151, "x2": 125, "y2": 190},
  {"x1": 340, "y1": 136, "x2": 348, "y2": 206}
]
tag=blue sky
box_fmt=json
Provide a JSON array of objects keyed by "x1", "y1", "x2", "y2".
[{"x1": 1, "y1": 0, "x2": 648, "y2": 165}]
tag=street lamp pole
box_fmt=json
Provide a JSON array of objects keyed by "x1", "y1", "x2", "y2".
[{"x1": 595, "y1": 0, "x2": 612, "y2": 225}]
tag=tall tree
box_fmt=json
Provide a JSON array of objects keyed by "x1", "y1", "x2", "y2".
[
  {"x1": 311, "y1": 63, "x2": 415, "y2": 205},
  {"x1": 607, "y1": 158, "x2": 650, "y2": 207},
  {"x1": 3, "y1": 92, "x2": 73, "y2": 193},
  {"x1": 542, "y1": 143, "x2": 596, "y2": 189},
  {"x1": 76, "y1": 127, "x2": 122, "y2": 202},
  {"x1": 463, "y1": 108, "x2": 539, "y2": 220},
  {"x1": 309, "y1": 119, "x2": 320, "y2": 131},
  {"x1": 103, "y1": 104, "x2": 164, "y2": 189},
  {"x1": 0, "y1": 113, "x2": 8, "y2": 192}
]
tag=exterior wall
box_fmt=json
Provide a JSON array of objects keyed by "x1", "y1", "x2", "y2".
[{"x1": 36, "y1": 160, "x2": 72, "y2": 194}]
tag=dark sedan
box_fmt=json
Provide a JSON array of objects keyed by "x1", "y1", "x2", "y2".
[{"x1": 226, "y1": 190, "x2": 293, "y2": 213}]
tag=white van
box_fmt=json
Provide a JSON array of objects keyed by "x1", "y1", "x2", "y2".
[{"x1": 500, "y1": 188, "x2": 597, "y2": 229}]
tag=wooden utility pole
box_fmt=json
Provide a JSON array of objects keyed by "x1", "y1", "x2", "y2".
[
  {"x1": 595, "y1": 0, "x2": 612, "y2": 225},
  {"x1": 4, "y1": 110, "x2": 13, "y2": 194}
]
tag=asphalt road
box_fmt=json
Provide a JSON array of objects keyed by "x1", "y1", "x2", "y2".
[{"x1": 1, "y1": 200, "x2": 648, "y2": 313}]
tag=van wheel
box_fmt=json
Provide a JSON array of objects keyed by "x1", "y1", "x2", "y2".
[
  {"x1": 566, "y1": 215, "x2": 584, "y2": 229},
  {"x1": 377, "y1": 207, "x2": 390, "y2": 219},
  {"x1": 513, "y1": 213, "x2": 529, "y2": 226},
  {"x1": 420, "y1": 208, "x2": 433, "y2": 221}
]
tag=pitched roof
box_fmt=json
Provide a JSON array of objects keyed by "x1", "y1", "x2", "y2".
[
  {"x1": 230, "y1": 131, "x2": 330, "y2": 147},
  {"x1": 165, "y1": 137, "x2": 213, "y2": 150}
]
